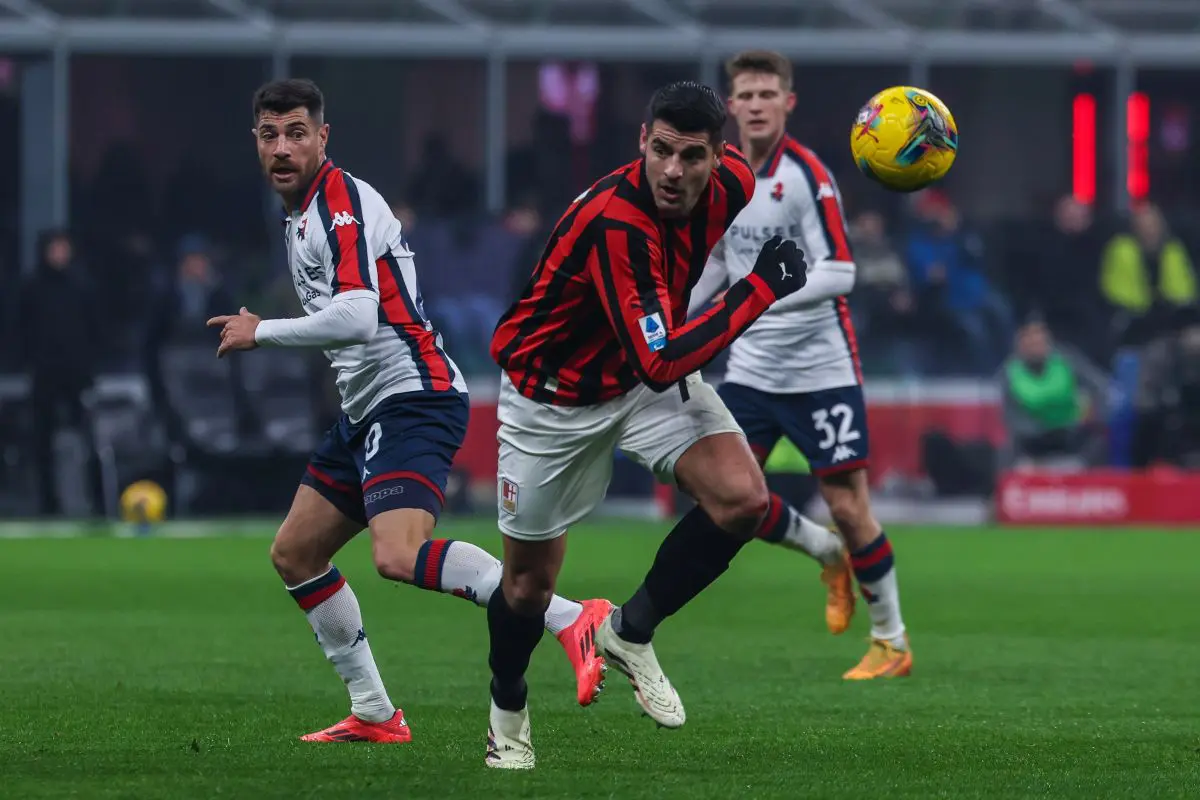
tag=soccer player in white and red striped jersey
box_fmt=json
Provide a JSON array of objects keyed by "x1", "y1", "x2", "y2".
[
  {"x1": 208, "y1": 79, "x2": 609, "y2": 743},
  {"x1": 688, "y1": 52, "x2": 912, "y2": 679}
]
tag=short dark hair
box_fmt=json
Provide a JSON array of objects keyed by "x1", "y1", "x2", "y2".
[
  {"x1": 725, "y1": 50, "x2": 794, "y2": 91},
  {"x1": 253, "y1": 78, "x2": 324, "y2": 124},
  {"x1": 645, "y1": 81, "x2": 726, "y2": 144}
]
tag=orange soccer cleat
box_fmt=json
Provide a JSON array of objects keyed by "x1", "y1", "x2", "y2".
[
  {"x1": 821, "y1": 549, "x2": 857, "y2": 635},
  {"x1": 299, "y1": 709, "x2": 412, "y2": 743},
  {"x1": 843, "y1": 636, "x2": 913, "y2": 680},
  {"x1": 555, "y1": 598, "x2": 611, "y2": 706}
]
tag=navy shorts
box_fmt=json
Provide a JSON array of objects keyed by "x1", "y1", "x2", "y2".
[
  {"x1": 718, "y1": 382, "x2": 870, "y2": 477},
  {"x1": 301, "y1": 391, "x2": 469, "y2": 526}
]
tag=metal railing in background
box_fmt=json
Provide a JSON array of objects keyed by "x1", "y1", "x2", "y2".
[{"x1": 8, "y1": 0, "x2": 1200, "y2": 256}]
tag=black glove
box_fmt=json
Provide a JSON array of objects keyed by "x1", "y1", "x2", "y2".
[{"x1": 750, "y1": 235, "x2": 808, "y2": 299}]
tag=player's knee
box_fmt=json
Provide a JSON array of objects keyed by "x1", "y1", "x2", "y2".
[
  {"x1": 369, "y1": 509, "x2": 434, "y2": 583},
  {"x1": 270, "y1": 529, "x2": 322, "y2": 585},
  {"x1": 373, "y1": 549, "x2": 417, "y2": 583},
  {"x1": 824, "y1": 488, "x2": 873, "y2": 536},
  {"x1": 503, "y1": 569, "x2": 555, "y2": 616},
  {"x1": 705, "y1": 474, "x2": 770, "y2": 536},
  {"x1": 371, "y1": 536, "x2": 423, "y2": 583}
]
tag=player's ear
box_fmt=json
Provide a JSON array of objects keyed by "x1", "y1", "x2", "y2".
[
  {"x1": 785, "y1": 91, "x2": 797, "y2": 114},
  {"x1": 317, "y1": 123, "x2": 330, "y2": 159},
  {"x1": 639, "y1": 123, "x2": 648, "y2": 154}
]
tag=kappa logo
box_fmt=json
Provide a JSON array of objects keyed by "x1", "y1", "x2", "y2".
[
  {"x1": 328, "y1": 211, "x2": 360, "y2": 229},
  {"x1": 832, "y1": 445, "x2": 857, "y2": 463},
  {"x1": 500, "y1": 478, "x2": 519, "y2": 515}
]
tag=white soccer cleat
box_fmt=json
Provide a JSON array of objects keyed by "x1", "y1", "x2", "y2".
[
  {"x1": 485, "y1": 700, "x2": 535, "y2": 770},
  {"x1": 595, "y1": 613, "x2": 686, "y2": 729}
]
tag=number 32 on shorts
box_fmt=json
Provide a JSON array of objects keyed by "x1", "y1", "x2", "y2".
[{"x1": 811, "y1": 403, "x2": 860, "y2": 450}]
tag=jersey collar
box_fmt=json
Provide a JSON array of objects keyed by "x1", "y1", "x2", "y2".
[
  {"x1": 284, "y1": 158, "x2": 335, "y2": 217},
  {"x1": 756, "y1": 135, "x2": 791, "y2": 179}
]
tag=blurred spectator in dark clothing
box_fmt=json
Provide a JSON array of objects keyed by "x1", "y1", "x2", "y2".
[
  {"x1": 507, "y1": 195, "x2": 551, "y2": 302},
  {"x1": 906, "y1": 190, "x2": 1012, "y2": 373},
  {"x1": 847, "y1": 210, "x2": 924, "y2": 376},
  {"x1": 425, "y1": 200, "x2": 543, "y2": 372},
  {"x1": 150, "y1": 235, "x2": 233, "y2": 344},
  {"x1": 144, "y1": 234, "x2": 255, "y2": 444},
  {"x1": 1131, "y1": 312, "x2": 1200, "y2": 468},
  {"x1": 1012, "y1": 196, "x2": 1109, "y2": 364},
  {"x1": 1102, "y1": 202, "x2": 1198, "y2": 347},
  {"x1": 95, "y1": 229, "x2": 162, "y2": 370},
  {"x1": 19, "y1": 229, "x2": 101, "y2": 515},
  {"x1": 999, "y1": 318, "x2": 1108, "y2": 470},
  {"x1": 406, "y1": 135, "x2": 478, "y2": 217},
  {"x1": 391, "y1": 202, "x2": 418, "y2": 242},
  {"x1": 80, "y1": 143, "x2": 156, "y2": 248}
]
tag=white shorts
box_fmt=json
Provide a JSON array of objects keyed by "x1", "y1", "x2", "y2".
[{"x1": 496, "y1": 372, "x2": 744, "y2": 541}]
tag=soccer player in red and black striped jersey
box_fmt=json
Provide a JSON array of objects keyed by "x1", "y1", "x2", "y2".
[
  {"x1": 209, "y1": 79, "x2": 608, "y2": 745},
  {"x1": 688, "y1": 51, "x2": 912, "y2": 680},
  {"x1": 482, "y1": 81, "x2": 812, "y2": 769}
]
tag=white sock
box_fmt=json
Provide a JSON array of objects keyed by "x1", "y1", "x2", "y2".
[
  {"x1": 782, "y1": 510, "x2": 845, "y2": 565},
  {"x1": 545, "y1": 595, "x2": 583, "y2": 635},
  {"x1": 288, "y1": 567, "x2": 395, "y2": 723},
  {"x1": 419, "y1": 539, "x2": 583, "y2": 635},
  {"x1": 849, "y1": 532, "x2": 907, "y2": 647},
  {"x1": 757, "y1": 494, "x2": 844, "y2": 565},
  {"x1": 422, "y1": 539, "x2": 502, "y2": 606}
]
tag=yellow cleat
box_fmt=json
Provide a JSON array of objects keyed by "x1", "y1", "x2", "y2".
[
  {"x1": 843, "y1": 636, "x2": 913, "y2": 680},
  {"x1": 820, "y1": 549, "x2": 856, "y2": 635}
]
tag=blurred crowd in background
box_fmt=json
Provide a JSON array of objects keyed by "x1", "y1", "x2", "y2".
[{"x1": 2, "y1": 56, "x2": 1199, "y2": 518}]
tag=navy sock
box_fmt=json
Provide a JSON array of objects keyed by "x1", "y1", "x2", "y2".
[
  {"x1": 486, "y1": 588, "x2": 544, "y2": 711},
  {"x1": 615, "y1": 505, "x2": 748, "y2": 643}
]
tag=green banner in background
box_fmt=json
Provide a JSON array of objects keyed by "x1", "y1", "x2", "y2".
[{"x1": 763, "y1": 438, "x2": 810, "y2": 475}]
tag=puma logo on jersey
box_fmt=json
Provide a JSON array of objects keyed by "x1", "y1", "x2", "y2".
[
  {"x1": 328, "y1": 211, "x2": 360, "y2": 229},
  {"x1": 832, "y1": 445, "x2": 857, "y2": 463}
]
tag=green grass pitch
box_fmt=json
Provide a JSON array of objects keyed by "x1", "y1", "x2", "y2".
[{"x1": 2, "y1": 520, "x2": 1199, "y2": 798}]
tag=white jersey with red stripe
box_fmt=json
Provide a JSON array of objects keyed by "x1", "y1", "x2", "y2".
[
  {"x1": 283, "y1": 159, "x2": 466, "y2": 422},
  {"x1": 697, "y1": 136, "x2": 860, "y2": 394}
]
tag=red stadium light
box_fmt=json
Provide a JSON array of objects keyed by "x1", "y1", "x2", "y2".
[
  {"x1": 1072, "y1": 93, "x2": 1096, "y2": 205},
  {"x1": 1127, "y1": 91, "x2": 1150, "y2": 202}
]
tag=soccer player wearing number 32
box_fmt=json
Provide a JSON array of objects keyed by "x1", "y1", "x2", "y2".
[{"x1": 689, "y1": 51, "x2": 913, "y2": 681}]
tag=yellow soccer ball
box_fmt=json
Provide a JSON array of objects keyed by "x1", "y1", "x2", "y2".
[
  {"x1": 120, "y1": 480, "x2": 168, "y2": 524},
  {"x1": 850, "y1": 85, "x2": 958, "y2": 192}
]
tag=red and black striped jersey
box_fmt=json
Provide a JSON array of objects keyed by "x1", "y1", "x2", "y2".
[{"x1": 491, "y1": 145, "x2": 778, "y2": 406}]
